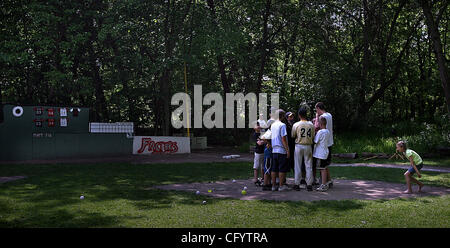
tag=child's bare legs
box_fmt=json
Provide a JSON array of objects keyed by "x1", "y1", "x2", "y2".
[
  {"x1": 271, "y1": 172, "x2": 278, "y2": 187},
  {"x1": 279, "y1": 172, "x2": 286, "y2": 187},
  {"x1": 254, "y1": 167, "x2": 263, "y2": 184},
  {"x1": 311, "y1": 168, "x2": 316, "y2": 182},
  {"x1": 404, "y1": 171, "x2": 423, "y2": 193},
  {"x1": 326, "y1": 148, "x2": 332, "y2": 182},
  {"x1": 321, "y1": 169, "x2": 327, "y2": 185},
  {"x1": 264, "y1": 173, "x2": 271, "y2": 186},
  {"x1": 410, "y1": 175, "x2": 424, "y2": 192},
  {"x1": 404, "y1": 171, "x2": 413, "y2": 193},
  {"x1": 253, "y1": 169, "x2": 258, "y2": 183}
]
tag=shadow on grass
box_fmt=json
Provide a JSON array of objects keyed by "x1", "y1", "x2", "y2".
[
  {"x1": 0, "y1": 209, "x2": 120, "y2": 228},
  {"x1": 0, "y1": 162, "x2": 253, "y2": 227},
  {"x1": 0, "y1": 162, "x2": 447, "y2": 227}
]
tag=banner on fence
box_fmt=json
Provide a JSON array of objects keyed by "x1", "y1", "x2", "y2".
[{"x1": 133, "y1": 136, "x2": 190, "y2": 154}]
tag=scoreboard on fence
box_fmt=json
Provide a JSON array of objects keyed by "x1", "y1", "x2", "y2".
[
  {"x1": 0, "y1": 104, "x2": 133, "y2": 161},
  {"x1": 29, "y1": 106, "x2": 89, "y2": 133}
]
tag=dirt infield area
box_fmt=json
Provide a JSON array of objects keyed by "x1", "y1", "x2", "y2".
[{"x1": 153, "y1": 178, "x2": 450, "y2": 202}]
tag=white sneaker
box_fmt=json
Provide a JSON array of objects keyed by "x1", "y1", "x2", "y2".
[
  {"x1": 278, "y1": 185, "x2": 290, "y2": 191},
  {"x1": 317, "y1": 184, "x2": 329, "y2": 192},
  {"x1": 271, "y1": 186, "x2": 278, "y2": 191}
]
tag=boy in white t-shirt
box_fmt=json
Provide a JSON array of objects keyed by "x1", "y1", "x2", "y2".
[
  {"x1": 270, "y1": 109, "x2": 291, "y2": 192},
  {"x1": 313, "y1": 117, "x2": 331, "y2": 192},
  {"x1": 314, "y1": 102, "x2": 333, "y2": 188}
]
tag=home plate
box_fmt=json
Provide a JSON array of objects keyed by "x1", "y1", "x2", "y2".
[{"x1": 151, "y1": 178, "x2": 450, "y2": 202}]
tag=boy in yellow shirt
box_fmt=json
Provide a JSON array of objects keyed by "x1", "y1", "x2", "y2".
[{"x1": 396, "y1": 141, "x2": 425, "y2": 194}]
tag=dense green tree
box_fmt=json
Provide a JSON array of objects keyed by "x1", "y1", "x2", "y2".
[{"x1": 1, "y1": 0, "x2": 448, "y2": 142}]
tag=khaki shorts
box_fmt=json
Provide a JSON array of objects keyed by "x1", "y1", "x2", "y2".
[{"x1": 254, "y1": 153, "x2": 264, "y2": 169}]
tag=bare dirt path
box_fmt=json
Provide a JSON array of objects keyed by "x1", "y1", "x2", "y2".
[
  {"x1": 331, "y1": 163, "x2": 450, "y2": 173},
  {"x1": 152, "y1": 178, "x2": 450, "y2": 202}
]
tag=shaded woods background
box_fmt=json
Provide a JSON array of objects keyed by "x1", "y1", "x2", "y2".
[{"x1": 1, "y1": 0, "x2": 449, "y2": 146}]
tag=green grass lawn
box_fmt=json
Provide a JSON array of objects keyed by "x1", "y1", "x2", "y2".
[
  {"x1": 333, "y1": 131, "x2": 450, "y2": 159},
  {"x1": 333, "y1": 132, "x2": 397, "y2": 154},
  {"x1": 0, "y1": 162, "x2": 449, "y2": 227}
]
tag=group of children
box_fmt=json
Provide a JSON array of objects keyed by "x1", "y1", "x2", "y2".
[
  {"x1": 253, "y1": 102, "x2": 334, "y2": 192},
  {"x1": 252, "y1": 102, "x2": 426, "y2": 194}
]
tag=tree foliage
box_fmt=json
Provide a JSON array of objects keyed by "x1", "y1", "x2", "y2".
[{"x1": 1, "y1": 0, "x2": 449, "y2": 142}]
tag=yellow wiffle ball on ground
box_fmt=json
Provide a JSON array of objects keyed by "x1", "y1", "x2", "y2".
[{"x1": 241, "y1": 190, "x2": 247, "y2": 195}]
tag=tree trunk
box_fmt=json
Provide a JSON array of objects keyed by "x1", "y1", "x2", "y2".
[
  {"x1": 358, "y1": 0, "x2": 372, "y2": 121},
  {"x1": 82, "y1": 7, "x2": 108, "y2": 121},
  {"x1": 355, "y1": 17, "x2": 419, "y2": 126},
  {"x1": 159, "y1": 68, "x2": 171, "y2": 136},
  {"x1": 390, "y1": 86, "x2": 397, "y2": 123},
  {"x1": 420, "y1": 0, "x2": 450, "y2": 113},
  {"x1": 110, "y1": 39, "x2": 135, "y2": 122},
  {"x1": 256, "y1": 0, "x2": 272, "y2": 94},
  {"x1": 90, "y1": 53, "x2": 108, "y2": 122},
  {"x1": 207, "y1": 0, "x2": 231, "y2": 94},
  {"x1": 417, "y1": 37, "x2": 426, "y2": 119},
  {"x1": 158, "y1": 0, "x2": 192, "y2": 136},
  {"x1": 282, "y1": 22, "x2": 299, "y2": 84},
  {"x1": 353, "y1": 0, "x2": 375, "y2": 127},
  {"x1": 87, "y1": 40, "x2": 108, "y2": 121}
]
